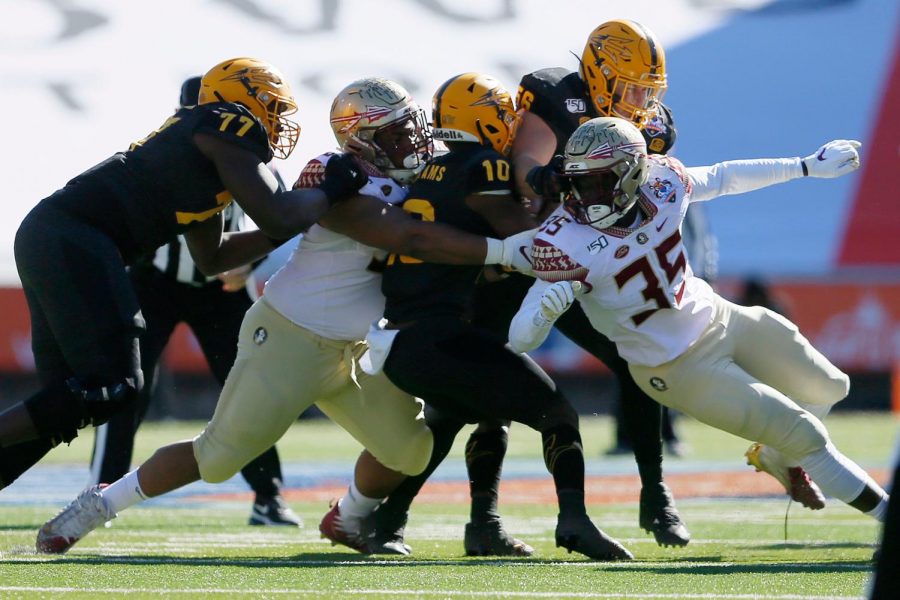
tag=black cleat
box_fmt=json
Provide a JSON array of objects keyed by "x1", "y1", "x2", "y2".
[
  {"x1": 464, "y1": 519, "x2": 534, "y2": 557},
  {"x1": 361, "y1": 505, "x2": 412, "y2": 555},
  {"x1": 248, "y1": 495, "x2": 302, "y2": 527},
  {"x1": 555, "y1": 513, "x2": 633, "y2": 561},
  {"x1": 639, "y1": 483, "x2": 690, "y2": 547}
]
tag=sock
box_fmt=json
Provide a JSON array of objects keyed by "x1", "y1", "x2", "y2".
[
  {"x1": 465, "y1": 427, "x2": 508, "y2": 523},
  {"x1": 799, "y1": 443, "x2": 886, "y2": 510},
  {"x1": 101, "y1": 469, "x2": 148, "y2": 513},
  {"x1": 338, "y1": 480, "x2": 382, "y2": 533}
]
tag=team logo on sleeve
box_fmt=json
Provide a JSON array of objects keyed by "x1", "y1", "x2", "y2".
[
  {"x1": 531, "y1": 238, "x2": 589, "y2": 282},
  {"x1": 650, "y1": 177, "x2": 676, "y2": 202},
  {"x1": 649, "y1": 377, "x2": 668, "y2": 391}
]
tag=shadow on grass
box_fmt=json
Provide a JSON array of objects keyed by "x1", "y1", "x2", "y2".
[{"x1": 0, "y1": 552, "x2": 876, "y2": 574}]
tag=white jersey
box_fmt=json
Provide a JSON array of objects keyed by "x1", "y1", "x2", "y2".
[
  {"x1": 263, "y1": 153, "x2": 406, "y2": 341},
  {"x1": 527, "y1": 154, "x2": 802, "y2": 366}
]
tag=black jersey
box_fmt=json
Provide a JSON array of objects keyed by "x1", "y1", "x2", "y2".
[
  {"x1": 42, "y1": 102, "x2": 271, "y2": 263},
  {"x1": 382, "y1": 145, "x2": 513, "y2": 323},
  {"x1": 517, "y1": 67, "x2": 677, "y2": 155}
]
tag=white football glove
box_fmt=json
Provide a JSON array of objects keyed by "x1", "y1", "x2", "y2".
[
  {"x1": 802, "y1": 140, "x2": 861, "y2": 179},
  {"x1": 484, "y1": 228, "x2": 537, "y2": 275},
  {"x1": 534, "y1": 281, "x2": 582, "y2": 327}
]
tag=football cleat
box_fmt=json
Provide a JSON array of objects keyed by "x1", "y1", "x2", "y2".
[
  {"x1": 319, "y1": 498, "x2": 369, "y2": 554},
  {"x1": 639, "y1": 482, "x2": 691, "y2": 547},
  {"x1": 464, "y1": 519, "x2": 534, "y2": 557},
  {"x1": 745, "y1": 442, "x2": 826, "y2": 510},
  {"x1": 248, "y1": 495, "x2": 302, "y2": 527},
  {"x1": 360, "y1": 505, "x2": 412, "y2": 555},
  {"x1": 36, "y1": 484, "x2": 115, "y2": 554},
  {"x1": 555, "y1": 513, "x2": 634, "y2": 561}
]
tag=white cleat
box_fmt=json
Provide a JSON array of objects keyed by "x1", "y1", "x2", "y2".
[{"x1": 36, "y1": 484, "x2": 116, "y2": 554}]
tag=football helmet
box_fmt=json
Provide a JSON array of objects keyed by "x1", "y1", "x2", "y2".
[
  {"x1": 580, "y1": 20, "x2": 667, "y2": 128},
  {"x1": 330, "y1": 78, "x2": 432, "y2": 184},
  {"x1": 561, "y1": 117, "x2": 649, "y2": 230},
  {"x1": 432, "y1": 73, "x2": 520, "y2": 155},
  {"x1": 198, "y1": 57, "x2": 300, "y2": 159}
]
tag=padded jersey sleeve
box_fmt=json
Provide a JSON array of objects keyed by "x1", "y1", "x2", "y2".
[
  {"x1": 686, "y1": 157, "x2": 804, "y2": 203},
  {"x1": 193, "y1": 102, "x2": 273, "y2": 163}
]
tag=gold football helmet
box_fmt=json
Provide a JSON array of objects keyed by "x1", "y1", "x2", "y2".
[
  {"x1": 561, "y1": 117, "x2": 649, "y2": 230},
  {"x1": 432, "y1": 73, "x2": 520, "y2": 155},
  {"x1": 330, "y1": 78, "x2": 432, "y2": 184},
  {"x1": 198, "y1": 57, "x2": 300, "y2": 159},
  {"x1": 580, "y1": 20, "x2": 667, "y2": 129}
]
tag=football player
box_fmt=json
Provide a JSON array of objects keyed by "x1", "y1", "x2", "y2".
[
  {"x1": 0, "y1": 57, "x2": 365, "y2": 490},
  {"x1": 365, "y1": 19, "x2": 691, "y2": 553},
  {"x1": 509, "y1": 116, "x2": 888, "y2": 525},
  {"x1": 35, "y1": 77, "x2": 533, "y2": 555},
  {"x1": 355, "y1": 73, "x2": 633, "y2": 561}
]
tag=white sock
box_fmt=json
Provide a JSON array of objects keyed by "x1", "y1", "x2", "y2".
[
  {"x1": 338, "y1": 481, "x2": 383, "y2": 532},
  {"x1": 799, "y1": 443, "x2": 884, "y2": 506},
  {"x1": 101, "y1": 469, "x2": 148, "y2": 513}
]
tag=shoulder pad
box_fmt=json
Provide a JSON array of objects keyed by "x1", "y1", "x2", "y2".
[{"x1": 193, "y1": 102, "x2": 272, "y2": 162}]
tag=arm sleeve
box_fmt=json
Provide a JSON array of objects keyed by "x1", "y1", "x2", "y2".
[
  {"x1": 508, "y1": 278, "x2": 556, "y2": 353},
  {"x1": 686, "y1": 157, "x2": 804, "y2": 203}
]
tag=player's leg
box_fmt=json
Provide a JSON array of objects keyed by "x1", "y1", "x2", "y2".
[
  {"x1": 630, "y1": 309, "x2": 888, "y2": 520},
  {"x1": 3, "y1": 214, "x2": 144, "y2": 487},
  {"x1": 315, "y1": 356, "x2": 436, "y2": 554},
  {"x1": 89, "y1": 267, "x2": 177, "y2": 487},
  {"x1": 36, "y1": 299, "x2": 325, "y2": 553},
  {"x1": 363, "y1": 405, "x2": 467, "y2": 554},
  {"x1": 384, "y1": 318, "x2": 632, "y2": 560},
  {"x1": 555, "y1": 304, "x2": 689, "y2": 547},
  {"x1": 190, "y1": 285, "x2": 297, "y2": 526}
]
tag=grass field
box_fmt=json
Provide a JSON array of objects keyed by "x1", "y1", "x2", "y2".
[{"x1": 1, "y1": 412, "x2": 895, "y2": 599}]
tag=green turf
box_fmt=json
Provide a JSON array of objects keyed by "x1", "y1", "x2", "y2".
[{"x1": 1, "y1": 413, "x2": 894, "y2": 599}]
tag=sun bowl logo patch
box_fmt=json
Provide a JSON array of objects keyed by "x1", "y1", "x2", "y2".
[
  {"x1": 532, "y1": 238, "x2": 589, "y2": 282},
  {"x1": 650, "y1": 177, "x2": 676, "y2": 203},
  {"x1": 253, "y1": 327, "x2": 268, "y2": 345}
]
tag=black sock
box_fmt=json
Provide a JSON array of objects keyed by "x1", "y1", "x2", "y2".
[
  {"x1": 541, "y1": 424, "x2": 585, "y2": 509},
  {"x1": 465, "y1": 427, "x2": 508, "y2": 523},
  {"x1": 241, "y1": 446, "x2": 283, "y2": 498}
]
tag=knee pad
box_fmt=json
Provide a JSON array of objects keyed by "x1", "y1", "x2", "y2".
[{"x1": 25, "y1": 376, "x2": 140, "y2": 444}]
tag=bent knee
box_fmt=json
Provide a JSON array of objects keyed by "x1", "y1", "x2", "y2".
[
  {"x1": 371, "y1": 430, "x2": 434, "y2": 477},
  {"x1": 193, "y1": 433, "x2": 246, "y2": 484},
  {"x1": 774, "y1": 413, "x2": 831, "y2": 459}
]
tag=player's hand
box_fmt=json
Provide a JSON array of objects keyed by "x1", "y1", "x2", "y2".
[
  {"x1": 535, "y1": 280, "x2": 581, "y2": 326},
  {"x1": 499, "y1": 228, "x2": 537, "y2": 275},
  {"x1": 802, "y1": 140, "x2": 861, "y2": 178},
  {"x1": 218, "y1": 264, "x2": 251, "y2": 292},
  {"x1": 318, "y1": 153, "x2": 369, "y2": 205},
  {"x1": 525, "y1": 155, "x2": 569, "y2": 200}
]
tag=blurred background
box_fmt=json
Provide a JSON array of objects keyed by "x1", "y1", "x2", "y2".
[{"x1": 0, "y1": 0, "x2": 897, "y2": 419}]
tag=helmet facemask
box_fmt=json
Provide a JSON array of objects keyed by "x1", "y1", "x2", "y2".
[
  {"x1": 562, "y1": 116, "x2": 650, "y2": 230},
  {"x1": 348, "y1": 107, "x2": 433, "y2": 184}
]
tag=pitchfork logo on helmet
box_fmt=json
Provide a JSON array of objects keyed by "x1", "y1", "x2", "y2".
[
  {"x1": 198, "y1": 57, "x2": 301, "y2": 160},
  {"x1": 432, "y1": 73, "x2": 521, "y2": 156},
  {"x1": 579, "y1": 20, "x2": 667, "y2": 129},
  {"x1": 561, "y1": 117, "x2": 650, "y2": 231},
  {"x1": 329, "y1": 78, "x2": 433, "y2": 184}
]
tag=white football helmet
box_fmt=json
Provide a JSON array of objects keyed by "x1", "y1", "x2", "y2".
[
  {"x1": 329, "y1": 78, "x2": 433, "y2": 183},
  {"x1": 561, "y1": 117, "x2": 650, "y2": 230}
]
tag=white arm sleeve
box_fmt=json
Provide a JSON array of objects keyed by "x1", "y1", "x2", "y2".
[
  {"x1": 686, "y1": 157, "x2": 804, "y2": 203},
  {"x1": 509, "y1": 278, "x2": 556, "y2": 353}
]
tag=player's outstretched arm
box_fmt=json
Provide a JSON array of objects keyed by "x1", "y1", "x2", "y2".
[
  {"x1": 687, "y1": 140, "x2": 862, "y2": 202},
  {"x1": 320, "y1": 193, "x2": 534, "y2": 271}
]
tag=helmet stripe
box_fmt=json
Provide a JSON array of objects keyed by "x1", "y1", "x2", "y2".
[
  {"x1": 432, "y1": 77, "x2": 455, "y2": 129},
  {"x1": 631, "y1": 20, "x2": 660, "y2": 74}
]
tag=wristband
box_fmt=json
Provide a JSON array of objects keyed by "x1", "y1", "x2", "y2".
[
  {"x1": 483, "y1": 238, "x2": 503, "y2": 265},
  {"x1": 800, "y1": 159, "x2": 809, "y2": 177}
]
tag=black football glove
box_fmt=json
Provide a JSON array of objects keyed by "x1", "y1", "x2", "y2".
[
  {"x1": 525, "y1": 155, "x2": 568, "y2": 200},
  {"x1": 317, "y1": 153, "x2": 369, "y2": 205}
]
